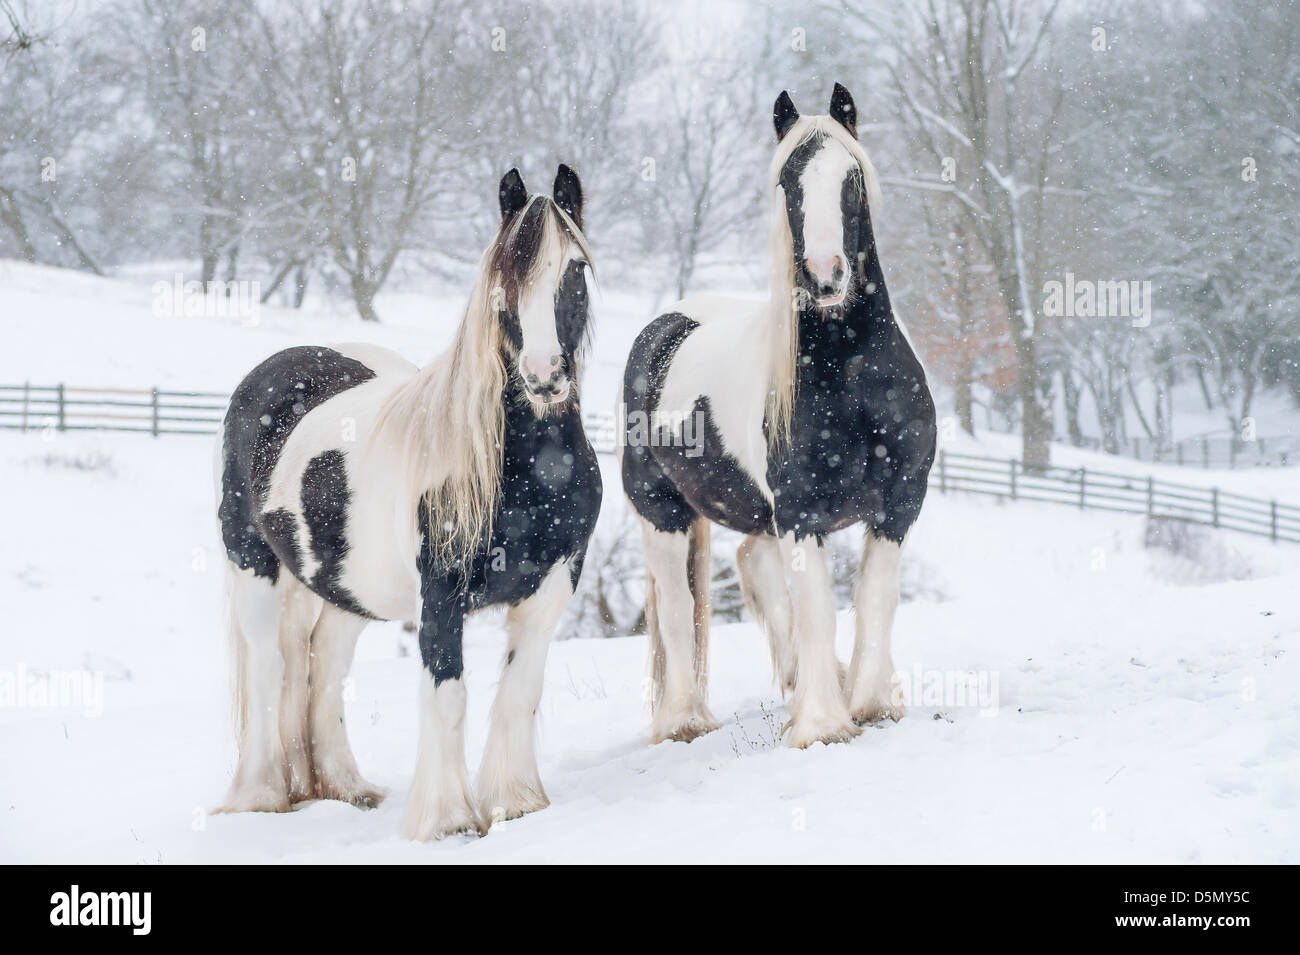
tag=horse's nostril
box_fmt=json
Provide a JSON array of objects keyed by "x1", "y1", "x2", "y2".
[{"x1": 832, "y1": 263, "x2": 845, "y2": 283}]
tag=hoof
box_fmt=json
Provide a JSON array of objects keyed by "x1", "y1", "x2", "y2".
[
  {"x1": 317, "y1": 776, "x2": 387, "y2": 809},
  {"x1": 480, "y1": 783, "x2": 550, "y2": 831},
  {"x1": 851, "y1": 699, "x2": 906, "y2": 725},
  {"x1": 404, "y1": 802, "x2": 485, "y2": 842},
  {"x1": 784, "y1": 716, "x2": 862, "y2": 749},
  {"x1": 652, "y1": 713, "x2": 720, "y2": 744},
  {"x1": 216, "y1": 783, "x2": 292, "y2": 814}
]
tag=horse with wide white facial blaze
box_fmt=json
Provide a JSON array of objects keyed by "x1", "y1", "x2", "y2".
[
  {"x1": 620, "y1": 84, "x2": 937, "y2": 748},
  {"x1": 216, "y1": 165, "x2": 602, "y2": 841}
]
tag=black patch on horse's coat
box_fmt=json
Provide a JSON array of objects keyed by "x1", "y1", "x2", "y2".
[
  {"x1": 299, "y1": 449, "x2": 372, "y2": 617},
  {"x1": 219, "y1": 346, "x2": 375, "y2": 583}
]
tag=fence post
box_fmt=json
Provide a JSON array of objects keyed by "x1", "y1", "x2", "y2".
[
  {"x1": 21, "y1": 381, "x2": 30, "y2": 432},
  {"x1": 1211, "y1": 487, "x2": 1219, "y2": 528},
  {"x1": 151, "y1": 387, "x2": 160, "y2": 438},
  {"x1": 1272, "y1": 501, "x2": 1278, "y2": 543},
  {"x1": 1010, "y1": 459, "x2": 1017, "y2": 500},
  {"x1": 1177, "y1": 443, "x2": 1184, "y2": 466},
  {"x1": 938, "y1": 451, "x2": 946, "y2": 493},
  {"x1": 1146, "y1": 476, "x2": 1154, "y2": 517},
  {"x1": 56, "y1": 383, "x2": 65, "y2": 432},
  {"x1": 1202, "y1": 438, "x2": 1209, "y2": 469},
  {"x1": 1079, "y1": 467, "x2": 1086, "y2": 510}
]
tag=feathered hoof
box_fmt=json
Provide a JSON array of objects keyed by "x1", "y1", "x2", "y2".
[
  {"x1": 215, "y1": 782, "x2": 292, "y2": 815},
  {"x1": 480, "y1": 782, "x2": 550, "y2": 831},
  {"x1": 404, "y1": 800, "x2": 485, "y2": 842},
  {"x1": 652, "y1": 712, "x2": 720, "y2": 744},
  {"x1": 851, "y1": 699, "x2": 906, "y2": 725},
  {"x1": 316, "y1": 776, "x2": 387, "y2": 809},
  {"x1": 784, "y1": 716, "x2": 863, "y2": 749}
]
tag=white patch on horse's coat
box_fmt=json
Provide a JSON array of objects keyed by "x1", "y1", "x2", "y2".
[
  {"x1": 656, "y1": 296, "x2": 775, "y2": 504},
  {"x1": 477, "y1": 560, "x2": 572, "y2": 827},
  {"x1": 404, "y1": 674, "x2": 482, "y2": 840},
  {"x1": 516, "y1": 210, "x2": 570, "y2": 376},
  {"x1": 640, "y1": 520, "x2": 718, "y2": 743},
  {"x1": 798, "y1": 141, "x2": 859, "y2": 267},
  {"x1": 847, "y1": 533, "x2": 906, "y2": 723},
  {"x1": 778, "y1": 534, "x2": 860, "y2": 748},
  {"x1": 263, "y1": 369, "x2": 424, "y2": 622}
]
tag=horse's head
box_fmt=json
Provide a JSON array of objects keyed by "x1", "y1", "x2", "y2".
[
  {"x1": 771, "y1": 83, "x2": 880, "y2": 316},
  {"x1": 490, "y1": 164, "x2": 592, "y2": 411}
]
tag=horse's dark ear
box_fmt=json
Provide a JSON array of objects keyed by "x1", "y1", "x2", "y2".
[
  {"x1": 553, "y1": 163, "x2": 584, "y2": 228},
  {"x1": 499, "y1": 168, "x2": 528, "y2": 219},
  {"x1": 829, "y1": 83, "x2": 857, "y2": 138},
  {"x1": 774, "y1": 90, "x2": 800, "y2": 141}
]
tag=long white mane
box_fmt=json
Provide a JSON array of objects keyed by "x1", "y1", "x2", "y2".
[{"x1": 765, "y1": 115, "x2": 882, "y2": 446}]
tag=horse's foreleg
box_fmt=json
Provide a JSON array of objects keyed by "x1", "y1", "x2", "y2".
[
  {"x1": 847, "y1": 532, "x2": 905, "y2": 724},
  {"x1": 404, "y1": 580, "x2": 481, "y2": 841},
  {"x1": 779, "y1": 534, "x2": 860, "y2": 748},
  {"x1": 309, "y1": 605, "x2": 384, "y2": 807},
  {"x1": 641, "y1": 520, "x2": 719, "y2": 743},
  {"x1": 737, "y1": 534, "x2": 797, "y2": 695},
  {"x1": 477, "y1": 561, "x2": 572, "y2": 830}
]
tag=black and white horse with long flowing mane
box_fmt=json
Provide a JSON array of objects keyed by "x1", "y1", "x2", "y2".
[
  {"x1": 620, "y1": 85, "x2": 936, "y2": 748},
  {"x1": 216, "y1": 166, "x2": 601, "y2": 840}
]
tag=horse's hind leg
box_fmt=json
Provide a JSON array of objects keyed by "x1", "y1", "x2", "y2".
[
  {"x1": 847, "y1": 531, "x2": 905, "y2": 724},
  {"x1": 219, "y1": 566, "x2": 293, "y2": 813},
  {"x1": 737, "y1": 534, "x2": 797, "y2": 695},
  {"x1": 641, "y1": 518, "x2": 718, "y2": 743},
  {"x1": 477, "y1": 561, "x2": 573, "y2": 829},
  {"x1": 279, "y1": 576, "x2": 320, "y2": 803},
  {"x1": 309, "y1": 604, "x2": 384, "y2": 808}
]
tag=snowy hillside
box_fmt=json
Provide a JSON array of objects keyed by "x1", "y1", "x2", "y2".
[{"x1": 2, "y1": 263, "x2": 1299, "y2": 863}]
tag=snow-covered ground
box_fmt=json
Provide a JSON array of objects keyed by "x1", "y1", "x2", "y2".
[{"x1": 2, "y1": 262, "x2": 1299, "y2": 863}]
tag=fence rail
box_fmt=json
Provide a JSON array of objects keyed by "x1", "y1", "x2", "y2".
[
  {"x1": 4, "y1": 382, "x2": 1298, "y2": 544},
  {"x1": 935, "y1": 451, "x2": 1300, "y2": 544},
  {"x1": 0, "y1": 383, "x2": 227, "y2": 436}
]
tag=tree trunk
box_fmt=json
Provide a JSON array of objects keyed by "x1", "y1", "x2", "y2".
[
  {"x1": 1012, "y1": 332, "x2": 1051, "y2": 464},
  {"x1": 0, "y1": 188, "x2": 38, "y2": 263},
  {"x1": 293, "y1": 263, "x2": 310, "y2": 308},
  {"x1": 353, "y1": 276, "x2": 380, "y2": 322},
  {"x1": 1061, "y1": 370, "x2": 1084, "y2": 446},
  {"x1": 954, "y1": 362, "x2": 975, "y2": 436}
]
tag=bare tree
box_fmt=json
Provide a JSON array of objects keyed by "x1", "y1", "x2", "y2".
[
  {"x1": 834, "y1": 0, "x2": 1069, "y2": 464},
  {"x1": 640, "y1": 39, "x2": 768, "y2": 299}
]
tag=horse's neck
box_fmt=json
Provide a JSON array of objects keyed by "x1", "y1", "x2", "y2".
[{"x1": 797, "y1": 273, "x2": 894, "y2": 368}]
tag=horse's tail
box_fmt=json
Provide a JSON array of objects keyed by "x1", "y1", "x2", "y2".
[{"x1": 687, "y1": 516, "x2": 711, "y2": 695}]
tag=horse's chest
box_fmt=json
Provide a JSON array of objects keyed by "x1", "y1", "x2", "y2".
[
  {"x1": 472, "y1": 422, "x2": 602, "y2": 607},
  {"x1": 769, "y1": 376, "x2": 889, "y2": 534}
]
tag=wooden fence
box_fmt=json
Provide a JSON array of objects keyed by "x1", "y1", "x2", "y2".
[
  {"x1": 0, "y1": 383, "x2": 227, "y2": 436},
  {"x1": 3, "y1": 381, "x2": 1297, "y2": 544},
  {"x1": 935, "y1": 450, "x2": 1300, "y2": 544}
]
